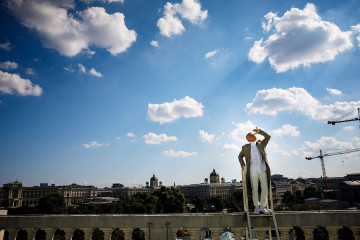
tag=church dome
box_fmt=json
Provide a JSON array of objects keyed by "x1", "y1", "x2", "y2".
[{"x1": 210, "y1": 169, "x2": 219, "y2": 177}]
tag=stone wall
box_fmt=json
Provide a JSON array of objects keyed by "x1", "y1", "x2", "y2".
[{"x1": 0, "y1": 211, "x2": 359, "y2": 240}]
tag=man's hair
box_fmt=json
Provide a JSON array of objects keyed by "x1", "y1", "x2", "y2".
[{"x1": 246, "y1": 133, "x2": 253, "y2": 140}]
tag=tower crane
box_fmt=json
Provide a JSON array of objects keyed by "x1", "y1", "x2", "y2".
[
  {"x1": 305, "y1": 148, "x2": 360, "y2": 192},
  {"x1": 327, "y1": 108, "x2": 360, "y2": 127}
]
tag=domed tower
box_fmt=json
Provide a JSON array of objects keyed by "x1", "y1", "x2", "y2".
[
  {"x1": 210, "y1": 169, "x2": 220, "y2": 183},
  {"x1": 150, "y1": 174, "x2": 158, "y2": 188}
]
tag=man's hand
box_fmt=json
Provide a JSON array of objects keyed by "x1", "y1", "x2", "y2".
[
  {"x1": 241, "y1": 164, "x2": 245, "y2": 170},
  {"x1": 253, "y1": 127, "x2": 259, "y2": 134}
]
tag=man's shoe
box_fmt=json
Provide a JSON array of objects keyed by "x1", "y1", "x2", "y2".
[
  {"x1": 253, "y1": 206, "x2": 260, "y2": 214},
  {"x1": 260, "y1": 206, "x2": 271, "y2": 214}
]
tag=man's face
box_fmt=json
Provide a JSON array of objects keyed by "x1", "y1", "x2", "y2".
[{"x1": 246, "y1": 133, "x2": 256, "y2": 142}]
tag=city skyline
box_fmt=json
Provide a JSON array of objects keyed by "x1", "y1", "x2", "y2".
[{"x1": 1, "y1": 0, "x2": 360, "y2": 188}]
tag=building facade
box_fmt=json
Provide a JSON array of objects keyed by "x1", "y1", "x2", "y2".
[
  {"x1": 112, "y1": 174, "x2": 161, "y2": 197},
  {"x1": 0, "y1": 181, "x2": 97, "y2": 208},
  {"x1": 178, "y1": 169, "x2": 242, "y2": 200}
]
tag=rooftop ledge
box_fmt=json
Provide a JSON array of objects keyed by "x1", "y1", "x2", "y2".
[{"x1": 1, "y1": 211, "x2": 359, "y2": 229}]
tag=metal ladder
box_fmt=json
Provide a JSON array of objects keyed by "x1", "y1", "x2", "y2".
[{"x1": 241, "y1": 168, "x2": 281, "y2": 240}]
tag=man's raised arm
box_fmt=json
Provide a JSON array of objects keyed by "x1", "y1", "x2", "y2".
[{"x1": 258, "y1": 129, "x2": 271, "y2": 147}]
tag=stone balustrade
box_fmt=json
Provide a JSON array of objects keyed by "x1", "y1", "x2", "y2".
[{"x1": 0, "y1": 211, "x2": 359, "y2": 240}]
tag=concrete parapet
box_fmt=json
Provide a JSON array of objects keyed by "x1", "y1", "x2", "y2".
[{"x1": 0, "y1": 211, "x2": 359, "y2": 239}]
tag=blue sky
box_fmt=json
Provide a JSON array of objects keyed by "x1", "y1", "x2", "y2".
[{"x1": 1, "y1": 0, "x2": 360, "y2": 188}]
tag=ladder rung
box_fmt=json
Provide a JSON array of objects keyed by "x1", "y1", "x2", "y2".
[
  {"x1": 249, "y1": 214, "x2": 273, "y2": 217},
  {"x1": 251, "y1": 227, "x2": 278, "y2": 231}
]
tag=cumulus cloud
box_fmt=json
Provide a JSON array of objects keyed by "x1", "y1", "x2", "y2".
[
  {"x1": 83, "y1": 141, "x2": 109, "y2": 149},
  {"x1": 157, "y1": 0, "x2": 207, "y2": 37},
  {"x1": 150, "y1": 40, "x2": 159, "y2": 47},
  {"x1": 0, "y1": 40, "x2": 12, "y2": 51},
  {"x1": 147, "y1": 96, "x2": 204, "y2": 124},
  {"x1": 80, "y1": 0, "x2": 124, "y2": 3},
  {"x1": 230, "y1": 120, "x2": 257, "y2": 143},
  {"x1": 352, "y1": 137, "x2": 360, "y2": 147},
  {"x1": 223, "y1": 143, "x2": 241, "y2": 152},
  {"x1": 326, "y1": 87, "x2": 342, "y2": 95},
  {"x1": 0, "y1": 61, "x2": 18, "y2": 70},
  {"x1": 292, "y1": 136, "x2": 354, "y2": 157},
  {"x1": 198, "y1": 130, "x2": 215, "y2": 142},
  {"x1": 205, "y1": 49, "x2": 219, "y2": 59},
  {"x1": 126, "y1": 132, "x2": 135, "y2": 137},
  {"x1": 77, "y1": 64, "x2": 103, "y2": 77},
  {"x1": 0, "y1": 70, "x2": 42, "y2": 96},
  {"x1": 7, "y1": 0, "x2": 136, "y2": 57},
  {"x1": 273, "y1": 124, "x2": 300, "y2": 137},
  {"x1": 246, "y1": 87, "x2": 360, "y2": 121},
  {"x1": 26, "y1": 68, "x2": 35, "y2": 75},
  {"x1": 89, "y1": 68, "x2": 103, "y2": 77},
  {"x1": 163, "y1": 149, "x2": 197, "y2": 157},
  {"x1": 248, "y1": 3, "x2": 353, "y2": 72},
  {"x1": 352, "y1": 24, "x2": 360, "y2": 47},
  {"x1": 343, "y1": 126, "x2": 355, "y2": 131},
  {"x1": 143, "y1": 133, "x2": 177, "y2": 144}
]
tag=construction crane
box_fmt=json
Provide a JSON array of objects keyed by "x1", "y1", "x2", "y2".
[
  {"x1": 327, "y1": 108, "x2": 360, "y2": 126},
  {"x1": 305, "y1": 148, "x2": 360, "y2": 192}
]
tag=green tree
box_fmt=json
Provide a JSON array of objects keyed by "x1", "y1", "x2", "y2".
[
  {"x1": 304, "y1": 186, "x2": 321, "y2": 199},
  {"x1": 153, "y1": 186, "x2": 186, "y2": 213},
  {"x1": 37, "y1": 193, "x2": 66, "y2": 214},
  {"x1": 192, "y1": 197, "x2": 207, "y2": 212},
  {"x1": 208, "y1": 196, "x2": 225, "y2": 211},
  {"x1": 282, "y1": 191, "x2": 295, "y2": 205}
]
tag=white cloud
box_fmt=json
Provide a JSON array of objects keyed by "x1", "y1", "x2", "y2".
[
  {"x1": 273, "y1": 124, "x2": 300, "y2": 137},
  {"x1": 64, "y1": 66, "x2": 75, "y2": 72},
  {"x1": 83, "y1": 141, "x2": 109, "y2": 149},
  {"x1": 205, "y1": 49, "x2": 219, "y2": 59},
  {"x1": 7, "y1": 0, "x2": 136, "y2": 57},
  {"x1": 248, "y1": 3, "x2": 353, "y2": 72},
  {"x1": 126, "y1": 132, "x2": 135, "y2": 137},
  {"x1": 150, "y1": 40, "x2": 159, "y2": 47},
  {"x1": 0, "y1": 61, "x2": 18, "y2": 70},
  {"x1": 82, "y1": 48, "x2": 96, "y2": 57},
  {"x1": 163, "y1": 149, "x2": 197, "y2": 157},
  {"x1": 352, "y1": 137, "x2": 360, "y2": 147},
  {"x1": 0, "y1": 40, "x2": 12, "y2": 51},
  {"x1": 26, "y1": 68, "x2": 35, "y2": 75},
  {"x1": 78, "y1": 64, "x2": 87, "y2": 73},
  {"x1": 143, "y1": 133, "x2": 177, "y2": 144},
  {"x1": 77, "y1": 64, "x2": 103, "y2": 77},
  {"x1": 352, "y1": 24, "x2": 360, "y2": 47},
  {"x1": 246, "y1": 87, "x2": 360, "y2": 121},
  {"x1": 147, "y1": 96, "x2": 204, "y2": 124},
  {"x1": 89, "y1": 68, "x2": 103, "y2": 77},
  {"x1": 230, "y1": 120, "x2": 257, "y2": 144},
  {"x1": 292, "y1": 136, "x2": 354, "y2": 157},
  {"x1": 222, "y1": 143, "x2": 241, "y2": 152},
  {"x1": 80, "y1": 0, "x2": 124, "y2": 3},
  {"x1": 326, "y1": 87, "x2": 342, "y2": 95},
  {"x1": 198, "y1": 130, "x2": 215, "y2": 142},
  {"x1": 343, "y1": 126, "x2": 355, "y2": 131},
  {"x1": 157, "y1": 0, "x2": 207, "y2": 37},
  {"x1": 0, "y1": 70, "x2": 42, "y2": 96}
]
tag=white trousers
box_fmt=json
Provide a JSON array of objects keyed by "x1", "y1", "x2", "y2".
[{"x1": 250, "y1": 171, "x2": 268, "y2": 207}]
